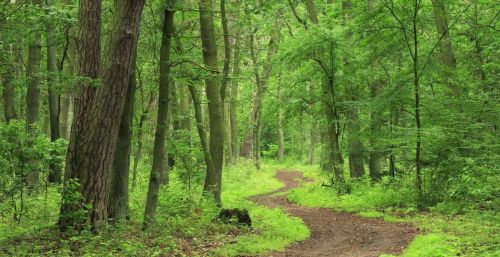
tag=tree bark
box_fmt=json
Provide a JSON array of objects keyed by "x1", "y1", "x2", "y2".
[
  {"x1": 59, "y1": 0, "x2": 78, "y2": 140},
  {"x1": 60, "y1": 0, "x2": 144, "y2": 230},
  {"x1": 307, "y1": 83, "x2": 317, "y2": 165},
  {"x1": 431, "y1": 0, "x2": 459, "y2": 96},
  {"x1": 46, "y1": 0, "x2": 62, "y2": 183},
  {"x1": 25, "y1": 0, "x2": 43, "y2": 187},
  {"x1": 220, "y1": 0, "x2": 233, "y2": 165},
  {"x1": 369, "y1": 79, "x2": 384, "y2": 180},
  {"x1": 59, "y1": 0, "x2": 102, "y2": 229},
  {"x1": 367, "y1": 0, "x2": 384, "y2": 181},
  {"x1": 241, "y1": 14, "x2": 281, "y2": 168},
  {"x1": 322, "y1": 77, "x2": 345, "y2": 182},
  {"x1": 1, "y1": 42, "x2": 17, "y2": 122},
  {"x1": 305, "y1": 0, "x2": 344, "y2": 182},
  {"x1": 144, "y1": 7, "x2": 174, "y2": 228},
  {"x1": 342, "y1": 0, "x2": 365, "y2": 178},
  {"x1": 188, "y1": 83, "x2": 215, "y2": 198},
  {"x1": 132, "y1": 78, "x2": 155, "y2": 191},
  {"x1": 199, "y1": 0, "x2": 224, "y2": 205},
  {"x1": 229, "y1": 13, "x2": 241, "y2": 162},
  {"x1": 108, "y1": 52, "x2": 136, "y2": 223},
  {"x1": 277, "y1": 82, "x2": 285, "y2": 162}
]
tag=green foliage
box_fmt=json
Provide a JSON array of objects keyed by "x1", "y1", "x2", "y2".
[
  {"x1": 0, "y1": 160, "x2": 311, "y2": 256},
  {"x1": 0, "y1": 121, "x2": 66, "y2": 226}
]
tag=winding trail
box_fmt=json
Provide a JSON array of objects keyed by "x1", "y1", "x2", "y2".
[{"x1": 251, "y1": 170, "x2": 419, "y2": 257}]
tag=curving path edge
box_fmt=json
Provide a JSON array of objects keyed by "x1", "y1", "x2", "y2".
[{"x1": 251, "y1": 170, "x2": 419, "y2": 257}]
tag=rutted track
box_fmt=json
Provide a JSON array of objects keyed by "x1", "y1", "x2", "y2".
[{"x1": 251, "y1": 170, "x2": 418, "y2": 257}]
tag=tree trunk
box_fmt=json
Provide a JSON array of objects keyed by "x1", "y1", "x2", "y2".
[
  {"x1": 60, "y1": 0, "x2": 144, "y2": 230},
  {"x1": 320, "y1": 129, "x2": 333, "y2": 171},
  {"x1": 25, "y1": 0, "x2": 43, "y2": 188},
  {"x1": 59, "y1": 0, "x2": 102, "y2": 230},
  {"x1": 199, "y1": 0, "x2": 224, "y2": 205},
  {"x1": 305, "y1": 0, "x2": 344, "y2": 182},
  {"x1": 224, "y1": 101, "x2": 233, "y2": 164},
  {"x1": 412, "y1": 0, "x2": 423, "y2": 197},
  {"x1": 188, "y1": 83, "x2": 215, "y2": 198},
  {"x1": 229, "y1": 16, "x2": 241, "y2": 162},
  {"x1": 108, "y1": 52, "x2": 136, "y2": 223},
  {"x1": 242, "y1": 15, "x2": 281, "y2": 168},
  {"x1": 178, "y1": 84, "x2": 191, "y2": 132},
  {"x1": 369, "y1": 79, "x2": 384, "y2": 180},
  {"x1": 1, "y1": 42, "x2": 17, "y2": 122},
  {"x1": 144, "y1": 7, "x2": 174, "y2": 228},
  {"x1": 367, "y1": 0, "x2": 384, "y2": 181},
  {"x1": 46, "y1": 0, "x2": 62, "y2": 183},
  {"x1": 346, "y1": 107, "x2": 365, "y2": 178},
  {"x1": 59, "y1": 0, "x2": 78, "y2": 140},
  {"x1": 308, "y1": 84, "x2": 317, "y2": 165},
  {"x1": 277, "y1": 83, "x2": 285, "y2": 162},
  {"x1": 322, "y1": 78, "x2": 345, "y2": 183},
  {"x1": 342, "y1": 0, "x2": 365, "y2": 178},
  {"x1": 431, "y1": 0, "x2": 459, "y2": 96},
  {"x1": 220, "y1": 0, "x2": 233, "y2": 166},
  {"x1": 132, "y1": 89, "x2": 154, "y2": 191}
]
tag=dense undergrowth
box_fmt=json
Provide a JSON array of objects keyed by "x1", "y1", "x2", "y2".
[
  {"x1": 1, "y1": 158, "x2": 498, "y2": 256},
  {"x1": 0, "y1": 160, "x2": 308, "y2": 256},
  {"x1": 288, "y1": 163, "x2": 500, "y2": 257}
]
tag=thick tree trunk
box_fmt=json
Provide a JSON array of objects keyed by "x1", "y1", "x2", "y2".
[
  {"x1": 46, "y1": 0, "x2": 62, "y2": 183},
  {"x1": 199, "y1": 0, "x2": 224, "y2": 204},
  {"x1": 346, "y1": 107, "x2": 365, "y2": 178},
  {"x1": 342, "y1": 0, "x2": 365, "y2": 178},
  {"x1": 320, "y1": 129, "x2": 333, "y2": 171},
  {"x1": 60, "y1": 0, "x2": 144, "y2": 230},
  {"x1": 59, "y1": 0, "x2": 102, "y2": 229},
  {"x1": 108, "y1": 53, "x2": 136, "y2": 223},
  {"x1": 144, "y1": 7, "x2": 174, "y2": 228},
  {"x1": 366, "y1": 0, "x2": 384, "y2": 181}
]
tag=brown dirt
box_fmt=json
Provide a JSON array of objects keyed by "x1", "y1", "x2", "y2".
[{"x1": 251, "y1": 170, "x2": 419, "y2": 257}]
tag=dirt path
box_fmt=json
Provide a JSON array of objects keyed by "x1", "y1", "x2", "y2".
[{"x1": 251, "y1": 170, "x2": 419, "y2": 257}]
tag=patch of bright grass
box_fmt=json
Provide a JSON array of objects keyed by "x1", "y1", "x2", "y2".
[
  {"x1": 216, "y1": 161, "x2": 310, "y2": 256},
  {"x1": 0, "y1": 160, "x2": 311, "y2": 256},
  {"x1": 214, "y1": 206, "x2": 309, "y2": 256}
]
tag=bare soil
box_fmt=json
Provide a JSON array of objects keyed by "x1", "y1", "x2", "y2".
[{"x1": 251, "y1": 170, "x2": 419, "y2": 257}]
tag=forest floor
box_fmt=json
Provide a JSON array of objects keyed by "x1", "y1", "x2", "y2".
[{"x1": 252, "y1": 170, "x2": 419, "y2": 257}]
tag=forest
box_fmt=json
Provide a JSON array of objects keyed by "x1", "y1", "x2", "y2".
[{"x1": 0, "y1": 0, "x2": 498, "y2": 256}]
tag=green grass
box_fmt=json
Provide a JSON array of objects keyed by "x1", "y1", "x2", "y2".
[
  {"x1": 0, "y1": 160, "x2": 311, "y2": 256},
  {"x1": 286, "y1": 164, "x2": 500, "y2": 257},
  {"x1": 215, "y1": 161, "x2": 310, "y2": 256}
]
